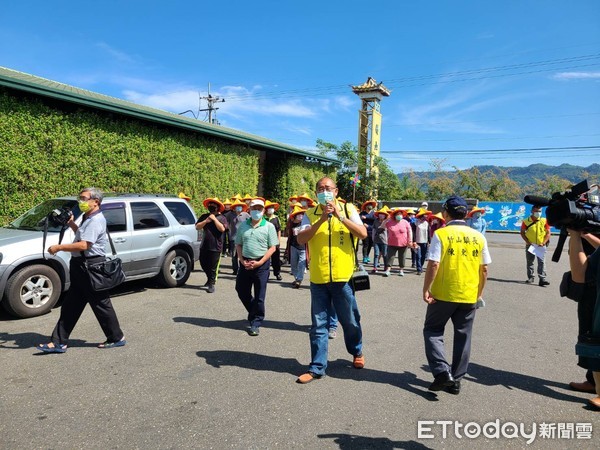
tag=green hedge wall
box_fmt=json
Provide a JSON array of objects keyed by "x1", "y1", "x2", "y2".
[{"x1": 0, "y1": 90, "x2": 334, "y2": 224}]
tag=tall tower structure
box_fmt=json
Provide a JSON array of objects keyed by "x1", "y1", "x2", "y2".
[{"x1": 351, "y1": 77, "x2": 390, "y2": 199}]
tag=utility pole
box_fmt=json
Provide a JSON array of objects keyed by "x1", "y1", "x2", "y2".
[
  {"x1": 179, "y1": 82, "x2": 225, "y2": 125},
  {"x1": 199, "y1": 83, "x2": 225, "y2": 125}
]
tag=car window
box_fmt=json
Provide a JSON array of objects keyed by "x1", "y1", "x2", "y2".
[
  {"x1": 164, "y1": 201, "x2": 195, "y2": 225},
  {"x1": 101, "y1": 202, "x2": 127, "y2": 232},
  {"x1": 8, "y1": 199, "x2": 80, "y2": 232},
  {"x1": 131, "y1": 202, "x2": 168, "y2": 230}
]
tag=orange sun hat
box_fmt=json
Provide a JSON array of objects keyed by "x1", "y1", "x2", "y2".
[
  {"x1": 264, "y1": 200, "x2": 280, "y2": 211},
  {"x1": 202, "y1": 197, "x2": 225, "y2": 213}
]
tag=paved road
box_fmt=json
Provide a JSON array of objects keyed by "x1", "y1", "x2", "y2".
[{"x1": 1, "y1": 233, "x2": 598, "y2": 449}]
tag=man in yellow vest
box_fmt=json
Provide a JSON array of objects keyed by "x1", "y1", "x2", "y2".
[
  {"x1": 520, "y1": 205, "x2": 551, "y2": 287},
  {"x1": 422, "y1": 195, "x2": 491, "y2": 394},
  {"x1": 295, "y1": 177, "x2": 368, "y2": 384}
]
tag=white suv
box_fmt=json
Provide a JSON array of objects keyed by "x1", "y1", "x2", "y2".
[{"x1": 0, "y1": 194, "x2": 201, "y2": 318}]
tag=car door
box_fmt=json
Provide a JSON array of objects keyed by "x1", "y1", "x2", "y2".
[
  {"x1": 127, "y1": 201, "x2": 173, "y2": 275},
  {"x1": 100, "y1": 201, "x2": 132, "y2": 269}
]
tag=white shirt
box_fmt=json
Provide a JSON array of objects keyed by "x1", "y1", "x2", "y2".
[{"x1": 428, "y1": 222, "x2": 492, "y2": 265}]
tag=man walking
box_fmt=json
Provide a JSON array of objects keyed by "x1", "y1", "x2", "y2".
[
  {"x1": 235, "y1": 198, "x2": 278, "y2": 336},
  {"x1": 520, "y1": 204, "x2": 551, "y2": 287},
  {"x1": 422, "y1": 195, "x2": 491, "y2": 394},
  {"x1": 296, "y1": 177, "x2": 367, "y2": 384}
]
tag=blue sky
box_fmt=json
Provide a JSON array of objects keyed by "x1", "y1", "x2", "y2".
[{"x1": 1, "y1": 1, "x2": 599, "y2": 173}]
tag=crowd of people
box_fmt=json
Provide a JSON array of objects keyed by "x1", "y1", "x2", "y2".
[{"x1": 33, "y1": 182, "x2": 600, "y2": 410}]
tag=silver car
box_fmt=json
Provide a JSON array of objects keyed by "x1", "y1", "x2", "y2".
[{"x1": 0, "y1": 194, "x2": 201, "y2": 318}]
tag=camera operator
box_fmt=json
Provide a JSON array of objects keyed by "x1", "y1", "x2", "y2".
[
  {"x1": 565, "y1": 230, "x2": 600, "y2": 409},
  {"x1": 520, "y1": 205, "x2": 551, "y2": 287},
  {"x1": 36, "y1": 187, "x2": 126, "y2": 353}
]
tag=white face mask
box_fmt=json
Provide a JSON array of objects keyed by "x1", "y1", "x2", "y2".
[
  {"x1": 295, "y1": 214, "x2": 304, "y2": 221},
  {"x1": 267, "y1": 208, "x2": 275, "y2": 215},
  {"x1": 533, "y1": 211, "x2": 542, "y2": 218},
  {"x1": 300, "y1": 200, "x2": 308, "y2": 207},
  {"x1": 395, "y1": 215, "x2": 403, "y2": 221},
  {"x1": 378, "y1": 214, "x2": 387, "y2": 221}
]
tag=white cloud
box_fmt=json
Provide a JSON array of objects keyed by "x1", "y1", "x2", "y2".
[
  {"x1": 121, "y1": 83, "x2": 346, "y2": 121},
  {"x1": 96, "y1": 42, "x2": 136, "y2": 64},
  {"x1": 552, "y1": 72, "x2": 600, "y2": 80}
]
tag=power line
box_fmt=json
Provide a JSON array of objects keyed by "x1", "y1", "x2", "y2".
[{"x1": 380, "y1": 145, "x2": 600, "y2": 155}]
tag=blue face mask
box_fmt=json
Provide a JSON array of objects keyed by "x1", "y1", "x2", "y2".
[
  {"x1": 250, "y1": 210, "x2": 263, "y2": 221},
  {"x1": 235, "y1": 206, "x2": 243, "y2": 213},
  {"x1": 473, "y1": 212, "x2": 481, "y2": 219},
  {"x1": 317, "y1": 191, "x2": 335, "y2": 205}
]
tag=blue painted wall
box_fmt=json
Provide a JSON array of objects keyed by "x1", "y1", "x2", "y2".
[{"x1": 478, "y1": 202, "x2": 559, "y2": 233}]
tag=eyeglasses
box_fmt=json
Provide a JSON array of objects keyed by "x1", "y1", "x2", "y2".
[
  {"x1": 78, "y1": 196, "x2": 92, "y2": 201},
  {"x1": 316, "y1": 186, "x2": 336, "y2": 193}
]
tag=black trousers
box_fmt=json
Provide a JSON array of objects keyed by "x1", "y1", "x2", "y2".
[
  {"x1": 270, "y1": 245, "x2": 281, "y2": 276},
  {"x1": 51, "y1": 257, "x2": 124, "y2": 346},
  {"x1": 199, "y1": 248, "x2": 221, "y2": 285},
  {"x1": 236, "y1": 260, "x2": 270, "y2": 328}
]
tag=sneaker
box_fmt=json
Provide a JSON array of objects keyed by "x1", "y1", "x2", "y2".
[
  {"x1": 371, "y1": 268, "x2": 378, "y2": 274},
  {"x1": 275, "y1": 274, "x2": 283, "y2": 281},
  {"x1": 383, "y1": 270, "x2": 391, "y2": 277},
  {"x1": 328, "y1": 328, "x2": 337, "y2": 339},
  {"x1": 362, "y1": 257, "x2": 369, "y2": 264},
  {"x1": 353, "y1": 354, "x2": 365, "y2": 369},
  {"x1": 539, "y1": 280, "x2": 550, "y2": 287},
  {"x1": 525, "y1": 277, "x2": 535, "y2": 284},
  {"x1": 416, "y1": 271, "x2": 423, "y2": 275},
  {"x1": 207, "y1": 285, "x2": 216, "y2": 293},
  {"x1": 399, "y1": 270, "x2": 405, "y2": 277},
  {"x1": 247, "y1": 327, "x2": 259, "y2": 336}
]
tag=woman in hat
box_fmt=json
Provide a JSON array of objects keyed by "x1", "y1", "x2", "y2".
[
  {"x1": 428, "y1": 212, "x2": 446, "y2": 239},
  {"x1": 372, "y1": 205, "x2": 390, "y2": 273},
  {"x1": 297, "y1": 193, "x2": 315, "y2": 209},
  {"x1": 229, "y1": 199, "x2": 250, "y2": 275},
  {"x1": 286, "y1": 204, "x2": 308, "y2": 288},
  {"x1": 196, "y1": 197, "x2": 228, "y2": 293},
  {"x1": 222, "y1": 199, "x2": 234, "y2": 257},
  {"x1": 466, "y1": 206, "x2": 487, "y2": 235},
  {"x1": 360, "y1": 200, "x2": 377, "y2": 264},
  {"x1": 382, "y1": 208, "x2": 413, "y2": 277},
  {"x1": 414, "y1": 208, "x2": 432, "y2": 275},
  {"x1": 265, "y1": 200, "x2": 283, "y2": 281}
]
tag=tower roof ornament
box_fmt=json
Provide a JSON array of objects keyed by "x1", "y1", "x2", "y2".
[{"x1": 351, "y1": 77, "x2": 390, "y2": 96}]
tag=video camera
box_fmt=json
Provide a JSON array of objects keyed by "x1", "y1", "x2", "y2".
[{"x1": 524, "y1": 179, "x2": 600, "y2": 262}]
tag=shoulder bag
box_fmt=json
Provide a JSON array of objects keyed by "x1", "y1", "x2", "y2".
[
  {"x1": 344, "y1": 203, "x2": 370, "y2": 292},
  {"x1": 83, "y1": 230, "x2": 126, "y2": 292}
]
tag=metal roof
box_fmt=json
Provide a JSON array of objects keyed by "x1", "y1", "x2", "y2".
[{"x1": 0, "y1": 66, "x2": 339, "y2": 164}]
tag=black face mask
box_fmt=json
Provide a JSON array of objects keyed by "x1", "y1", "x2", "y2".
[{"x1": 208, "y1": 206, "x2": 217, "y2": 213}]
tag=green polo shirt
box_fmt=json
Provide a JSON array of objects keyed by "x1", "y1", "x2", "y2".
[{"x1": 235, "y1": 218, "x2": 278, "y2": 259}]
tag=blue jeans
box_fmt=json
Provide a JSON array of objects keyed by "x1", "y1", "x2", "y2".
[
  {"x1": 290, "y1": 246, "x2": 306, "y2": 282},
  {"x1": 373, "y1": 242, "x2": 387, "y2": 269},
  {"x1": 416, "y1": 243, "x2": 428, "y2": 272},
  {"x1": 308, "y1": 282, "x2": 363, "y2": 375}
]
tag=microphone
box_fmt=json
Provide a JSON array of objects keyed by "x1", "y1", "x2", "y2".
[
  {"x1": 328, "y1": 213, "x2": 332, "y2": 218},
  {"x1": 523, "y1": 195, "x2": 550, "y2": 206}
]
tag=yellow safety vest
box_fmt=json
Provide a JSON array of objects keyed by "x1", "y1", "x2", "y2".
[
  {"x1": 523, "y1": 217, "x2": 547, "y2": 245},
  {"x1": 430, "y1": 225, "x2": 485, "y2": 304},
  {"x1": 306, "y1": 202, "x2": 358, "y2": 284}
]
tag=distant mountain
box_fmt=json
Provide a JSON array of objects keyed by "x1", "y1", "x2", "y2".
[{"x1": 403, "y1": 163, "x2": 600, "y2": 188}]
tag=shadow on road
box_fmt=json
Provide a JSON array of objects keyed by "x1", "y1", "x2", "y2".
[
  {"x1": 487, "y1": 276, "x2": 528, "y2": 285},
  {"x1": 196, "y1": 350, "x2": 436, "y2": 400},
  {"x1": 174, "y1": 316, "x2": 310, "y2": 333},
  {"x1": 318, "y1": 433, "x2": 432, "y2": 450},
  {"x1": 466, "y1": 362, "x2": 584, "y2": 403}
]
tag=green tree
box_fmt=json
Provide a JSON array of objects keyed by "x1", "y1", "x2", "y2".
[{"x1": 315, "y1": 139, "x2": 403, "y2": 203}]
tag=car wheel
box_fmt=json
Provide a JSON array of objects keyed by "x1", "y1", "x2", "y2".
[
  {"x1": 158, "y1": 249, "x2": 192, "y2": 287},
  {"x1": 3, "y1": 264, "x2": 62, "y2": 318}
]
